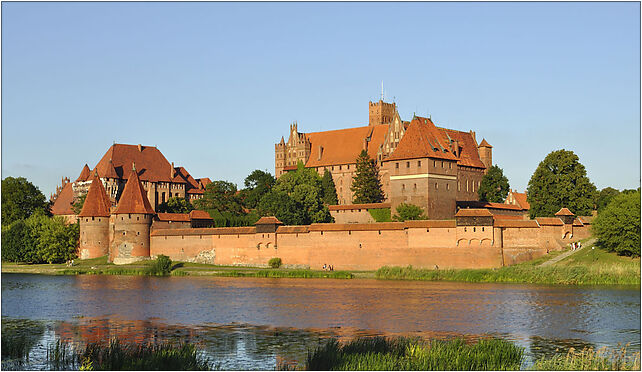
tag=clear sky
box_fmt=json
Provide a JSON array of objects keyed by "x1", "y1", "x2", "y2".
[{"x1": 2, "y1": 2, "x2": 640, "y2": 198}]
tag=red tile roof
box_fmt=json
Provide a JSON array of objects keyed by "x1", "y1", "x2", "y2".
[
  {"x1": 305, "y1": 124, "x2": 389, "y2": 167},
  {"x1": 277, "y1": 226, "x2": 310, "y2": 233},
  {"x1": 535, "y1": 217, "x2": 564, "y2": 226},
  {"x1": 510, "y1": 191, "x2": 530, "y2": 210},
  {"x1": 494, "y1": 220, "x2": 539, "y2": 228},
  {"x1": 478, "y1": 138, "x2": 492, "y2": 148},
  {"x1": 79, "y1": 173, "x2": 111, "y2": 217},
  {"x1": 198, "y1": 178, "x2": 212, "y2": 188},
  {"x1": 572, "y1": 218, "x2": 584, "y2": 227},
  {"x1": 457, "y1": 201, "x2": 524, "y2": 211},
  {"x1": 455, "y1": 209, "x2": 494, "y2": 217},
  {"x1": 189, "y1": 210, "x2": 213, "y2": 220},
  {"x1": 156, "y1": 213, "x2": 190, "y2": 222},
  {"x1": 94, "y1": 144, "x2": 186, "y2": 183},
  {"x1": 255, "y1": 216, "x2": 283, "y2": 225},
  {"x1": 50, "y1": 182, "x2": 75, "y2": 216},
  {"x1": 577, "y1": 216, "x2": 593, "y2": 224},
  {"x1": 555, "y1": 208, "x2": 575, "y2": 216},
  {"x1": 328, "y1": 203, "x2": 391, "y2": 211},
  {"x1": 438, "y1": 127, "x2": 487, "y2": 168},
  {"x1": 492, "y1": 214, "x2": 523, "y2": 220},
  {"x1": 76, "y1": 164, "x2": 91, "y2": 182},
  {"x1": 309, "y1": 222, "x2": 405, "y2": 231},
  {"x1": 403, "y1": 220, "x2": 457, "y2": 228},
  {"x1": 114, "y1": 167, "x2": 155, "y2": 214},
  {"x1": 187, "y1": 189, "x2": 205, "y2": 194}
]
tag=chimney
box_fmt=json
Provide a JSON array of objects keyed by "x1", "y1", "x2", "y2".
[
  {"x1": 137, "y1": 144, "x2": 142, "y2": 152},
  {"x1": 317, "y1": 146, "x2": 323, "y2": 161},
  {"x1": 171, "y1": 162, "x2": 175, "y2": 178}
]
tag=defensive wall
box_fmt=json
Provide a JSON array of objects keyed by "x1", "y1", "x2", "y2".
[{"x1": 149, "y1": 212, "x2": 592, "y2": 271}]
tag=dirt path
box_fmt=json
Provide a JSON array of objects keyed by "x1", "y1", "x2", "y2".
[{"x1": 539, "y1": 238, "x2": 596, "y2": 267}]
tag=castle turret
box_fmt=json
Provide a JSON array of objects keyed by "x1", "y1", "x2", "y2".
[
  {"x1": 478, "y1": 138, "x2": 493, "y2": 171},
  {"x1": 110, "y1": 163, "x2": 155, "y2": 264},
  {"x1": 369, "y1": 100, "x2": 396, "y2": 126},
  {"x1": 78, "y1": 171, "x2": 111, "y2": 259}
]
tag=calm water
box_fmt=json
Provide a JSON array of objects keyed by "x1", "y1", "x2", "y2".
[{"x1": 1, "y1": 273, "x2": 640, "y2": 369}]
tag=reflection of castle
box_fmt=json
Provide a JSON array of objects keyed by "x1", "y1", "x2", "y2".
[{"x1": 275, "y1": 99, "x2": 493, "y2": 218}]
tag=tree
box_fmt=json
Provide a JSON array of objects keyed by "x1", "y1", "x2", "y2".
[
  {"x1": 193, "y1": 181, "x2": 244, "y2": 216},
  {"x1": 526, "y1": 150, "x2": 597, "y2": 218},
  {"x1": 71, "y1": 194, "x2": 87, "y2": 215},
  {"x1": 321, "y1": 171, "x2": 338, "y2": 205},
  {"x1": 36, "y1": 217, "x2": 79, "y2": 264},
  {"x1": 257, "y1": 190, "x2": 306, "y2": 225},
  {"x1": 392, "y1": 203, "x2": 427, "y2": 221},
  {"x1": 351, "y1": 150, "x2": 385, "y2": 204},
  {"x1": 593, "y1": 190, "x2": 640, "y2": 257},
  {"x1": 2, "y1": 177, "x2": 48, "y2": 226},
  {"x1": 157, "y1": 197, "x2": 194, "y2": 213},
  {"x1": 478, "y1": 165, "x2": 510, "y2": 203},
  {"x1": 596, "y1": 187, "x2": 620, "y2": 211},
  {"x1": 242, "y1": 170, "x2": 276, "y2": 209}
]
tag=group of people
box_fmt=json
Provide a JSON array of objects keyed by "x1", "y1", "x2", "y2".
[
  {"x1": 571, "y1": 241, "x2": 582, "y2": 251},
  {"x1": 322, "y1": 264, "x2": 334, "y2": 271}
]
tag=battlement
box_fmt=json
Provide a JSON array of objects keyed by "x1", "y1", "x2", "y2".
[{"x1": 369, "y1": 100, "x2": 396, "y2": 126}]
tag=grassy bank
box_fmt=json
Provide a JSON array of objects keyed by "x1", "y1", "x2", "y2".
[
  {"x1": 376, "y1": 244, "x2": 640, "y2": 286},
  {"x1": 532, "y1": 346, "x2": 640, "y2": 370}
]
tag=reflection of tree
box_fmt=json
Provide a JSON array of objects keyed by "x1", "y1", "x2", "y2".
[
  {"x1": 1, "y1": 318, "x2": 46, "y2": 366},
  {"x1": 529, "y1": 335, "x2": 595, "y2": 360}
]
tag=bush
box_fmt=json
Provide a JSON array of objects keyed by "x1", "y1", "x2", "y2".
[
  {"x1": 392, "y1": 203, "x2": 426, "y2": 221},
  {"x1": 369, "y1": 208, "x2": 391, "y2": 222},
  {"x1": 268, "y1": 257, "x2": 282, "y2": 268},
  {"x1": 593, "y1": 190, "x2": 640, "y2": 256},
  {"x1": 147, "y1": 255, "x2": 172, "y2": 276}
]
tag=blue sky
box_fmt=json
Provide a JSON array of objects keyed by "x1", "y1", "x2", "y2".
[{"x1": 2, "y1": 2, "x2": 640, "y2": 198}]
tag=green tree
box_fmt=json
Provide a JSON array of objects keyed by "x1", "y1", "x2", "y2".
[
  {"x1": 257, "y1": 190, "x2": 306, "y2": 225},
  {"x1": 321, "y1": 171, "x2": 339, "y2": 205},
  {"x1": 36, "y1": 217, "x2": 79, "y2": 264},
  {"x1": 157, "y1": 196, "x2": 194, "y2": 213},
  {"x1": 392, "y1": 203, "x2": 427, "y2": 221},
  {"x1": 2, "y1": 177, "x2": 48, "y2": 225},
  {"x1": 596, "y1": 187, "x2": 620, "y2": 211},
  {"x1": 1, "y1": 220, "x2": 30, "y2": 262},
  {"x1": 526, "y1": 150, "x2": 597, "y2": 218},
  {"x1": 593, "y1": 190, "x2": 640, "y2": 257},
  {"x1": 71, "y1": 194, "x2": 87, "y2": 215},
  {"x1": 478, "y1": 165, "x2": 510, "y2": 203},
  {"x1": 351, "y1": 150, "x2": 385, "y2": 204},
  {"x1": 193, "y1": 181, "x2": 244, "y2": 216},
  {"x1": 242, "y1": 170, "x2": 276, "y2": 209}
]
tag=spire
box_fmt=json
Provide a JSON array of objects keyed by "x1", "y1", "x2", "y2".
[
  {"x1": 78, "y1": 172, "x2": 111, "y2": 217},
  {"x1": 114, "y1": 166, "x2": 155, "y2": 215},
  {"x1": 478, "y1": 138, "x2": 493, "y2": 148},
  {"x1": 76, "y1": 164, "x2": 91, "y2": 182}
]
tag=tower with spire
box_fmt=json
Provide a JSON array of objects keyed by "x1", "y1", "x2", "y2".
[{"x1": 78, "y1": 171, "x2": 112, "y2": 259}]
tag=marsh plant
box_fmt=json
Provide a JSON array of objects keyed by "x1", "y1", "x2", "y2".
[
  {"x1": 532, "y1": 345, "x2": 641, "y2": 371},
  {"x1": 1, "y1": 318, "x2": 45, "y2": 365}
]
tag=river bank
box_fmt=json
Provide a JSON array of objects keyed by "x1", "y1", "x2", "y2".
[{"x1": 2, "y1": 242, "x2": 639, "y2": 285}]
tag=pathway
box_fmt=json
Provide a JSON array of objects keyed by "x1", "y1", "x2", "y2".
[{"x1": 539, "y1": 238, "x2": 596, "y2": 267}]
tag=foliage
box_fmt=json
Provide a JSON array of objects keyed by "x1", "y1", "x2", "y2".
[
  {"x1": 188, "y1": 269, "x2": 354, "y2": 279},
  {"x1": 157, "y1": 197, "x2": 194, "y2": 213},
  {"x1": 71, "y1": 194, "x2": 87, "y2": 215},
  {"x1": 369, "y1": 208, "x2": 392, "y2": 222},
  {"x1": 526, "y1": 150, "x2": 597, "y2": 218},
  {"x1": 351, "y1": 150, "x2": 385, "y2": 204},
  {"x1": 596, "y1": 187, "x2": 620, "y2": 211},
  {"x1": 593, "y1": 190, "x2": 640, "y2": 257},
  {"x1": 147, "y1": 255, "x2": 173, "y2": 276},
  {"x1": 392, "y1": 203, "x2": 426, "y2": 221},
  {"x1": 1, "y1": 212, "x2": 78, "y2": 264},
  {"x1": 193, "y1": 180, "x2": 244, "y2": 216},
  {"x1": 268, "y1": 257, "x2": 282, "y2": 268},
  {"x1": 1, "y1": 176, "x2": 48, "y2": 226},
  {"x1": 320, "y1": 170, "x2": 339, "y2": 205},
  {"x1": 208, "y1": 209, "x2": 259, "y2": 227},
  {"x1": 305, "y1": 336, "x2": 523, "y2": 371},
  {"x1": 478, "y1": 165, "x2": 510, "y2": 202},
  {"x1": 47, "y1": 338, "x2": 209, "y2": 371},
  {"x1": 241, "y1": 170, "x2": 276, "y2": 209},
  {"x1": 258, "y1": 163, "x2": 332, "y2": 225},
  {"x1": 532, "y1": 346, "x2": 640, "y2": 371}
]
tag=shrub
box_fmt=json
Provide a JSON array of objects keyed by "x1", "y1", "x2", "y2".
[
  {"x1": 392, "y1": 203, "x2": 426, "y2": 221},
  {"x1": 268, "y1": 257, "x2": 282, "y2": 268},
  {"x1": 369, "y1": 208, "x2": 391, "y2": 222},
  {"x1": 147, "y1": 255, "x2": 172, "y2": 276},
  {"x1": 593, "y1": 190, "x2": 640, "y2": 257}
]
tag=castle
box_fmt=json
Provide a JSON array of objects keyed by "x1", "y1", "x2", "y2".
[{"x1": 275, "y1": 100, "x2": 492, "y2": 219}]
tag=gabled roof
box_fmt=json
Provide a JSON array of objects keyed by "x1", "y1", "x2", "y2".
[
  {"x1": 189, "y1": 210, "x2": 212, "y2": 220},
  {"x1": 305, "y1": 124, "x2": 389, "y2": 167},
  {"x1": 76, "y1": 164, "x2": 91, "y2": 182},
  {"x1": 438, "y1": 126, "x2": 487, "y2": 168},
  {"x1": 50, "y1": 182, "x2": 75, "y2": 216},
  {"x1": 94, "y1": 144, "x2": 185, "y2": 183},
  {"x1": 114, "y1": 167, "x2": 155, "y2": 214},
  {"x1": 455, "y1": 209, "x2": 494, "y2": 217},
  {"x1": 555, "y1": 208, "x2": 575, "y2": 216},
  {"x1": 457, "y1": 201, "x2": 524, "y2": 211},
  {"x1": 386, "y1": 117, "x2": 459, "y2": 162},
  {"x1": 535, "y1": 217, "x2": 564, "y2": 226},
  {"x1": 198, "y1": 178, "x2": 212, "y2": 189},
  {"x1": 509, "y1": 191, "x2": 530, "y2": 210},
  {"x1": 156, "y1": 213, "x2": 190, "y2": 222},
  {"x1": 79, "y1": 173, "x2": 112, "y2": 217},
  {"x1": 255, "y1": 216, "x2": 283, "y2": 225}
]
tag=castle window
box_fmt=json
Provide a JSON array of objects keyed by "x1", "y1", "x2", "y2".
[
  {"x1": 482, "y1": 227, "x2": 485, "y2": 232},
  {"x1": 123, "y1": 232, "x2": 126, "y2": 236},
  {"x1": 406, "y1": 161, "x2": 410, "y2": 168},
  {"x1": 418, "y1": 161, "x2": 421, "y2": 167},
  {"x1": 449, "y1": 163, "x2": 452, "y2": 169},
  {"x1": 137, "y1": 216, "x2": 140, "y2": 221},
  {"x1": 464, "y1": 227, "x2": 467, "y2": 232},
  {"x1": 347, "y1": 165, "x2": 350, "y2": 170},
  {"x1": 435, "y1": 182, "x2": 438, "y2": 190},
  {"x1": 446, "y1": 184, "x2": 450, "y2": 191},
  {"x1": 137, "y1": 232, "x2": 140, "y2": 236},
  {"x1": 433, "y1": 160, "x2": 436, "y2": 167},
  {"x1": 92, "y1": 217, "x2": 94, "y2": 221},
  {"x1": 413, "y1": 184, "x2": 417, "y2": 191},
  {"x1": 402, "y1": 184, "x2": 405, "y2": 192},
  {"x1": 473, "y1": 227, "x2": 476, "y2": 232}
]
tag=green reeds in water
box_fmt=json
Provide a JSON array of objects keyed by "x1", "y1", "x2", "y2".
[
  {"x1": 1, "y1": 318, "x2": 45, "y2": 365},
  {"x1": 305, "y1": 336, "x2": 524, "y2": 371},
  {"x1": 46, "y1": 338, "x2": 209, "y2": 370},
  {"x1": 532, "y1": 346, "x2": 641, "y2": 371}
]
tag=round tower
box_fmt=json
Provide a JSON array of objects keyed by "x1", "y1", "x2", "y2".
[
  {"x1": 110, "y1": 163, "x2": 155, "y2": 264},
  {"x1": 78, "y1": 171, "x2": 112, "y2": 259},
  {"x1": 477, "y1": 138, "x2": 493, "y2": 171}
]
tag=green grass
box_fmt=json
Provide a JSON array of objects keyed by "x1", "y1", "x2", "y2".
[
  {"x1": 179, "y1": 268, "x2": 354, "y2": 279},
  {"x1": 368, "y1": 208, "x2": 392, "y2": 222},
  {"x1": 531, "y1": 346, "x2": 640, "y2": 370},
  {"x1": 47, "y1": 338, "x2": 209, "y2": 370},
  {"x1": 304, "y1": 336, "x2": 524, "y2": 371}
]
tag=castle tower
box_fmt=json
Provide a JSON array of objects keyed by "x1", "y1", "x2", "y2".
[
  {"x1": 478, "y1": 138, "x2": 493, "y2": 171},
  {"x1": 369, "y1": 100, "x2": 396, "y2": 126},
  {"x1": 110, "y1": 163, "x2": 155, "y2": 264},
  {"x1": 78, "y1": 171, "x2": 111, "y2": 259}
]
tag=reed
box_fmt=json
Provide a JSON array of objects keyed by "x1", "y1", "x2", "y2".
[
  {"x1": 1, "y1": 318, "x2": 45, "y2": 363},
  {"x1": 304, "y1": 336, "x2": 523, "y2": 371},
  {"x1": 532, "y1": 346, "x2": 641, "y2": 370},
  {"x1": 212, "y1": 269, "x2": 354, "y2": 279}
]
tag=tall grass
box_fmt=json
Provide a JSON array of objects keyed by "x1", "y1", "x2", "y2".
[
  {"x1": 46, "y1": 338, "x2": 209, "y2": 370},
  {"x1": 532, "y1": 346, "x2": 641, "y2": 371},
  {"x1": 305, "y1": 336, "x2": 524, "y2": 371},
  {"x1": 1, "y1": 318, "x2": 45, "y2": 364},
  {"x1": 211, "y1": 269, "x2": 354, "y2": 279}
]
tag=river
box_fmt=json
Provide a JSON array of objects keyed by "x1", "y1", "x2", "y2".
[{"x1": 1, "y1": 273, "x2": 640, "y2": 369}]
